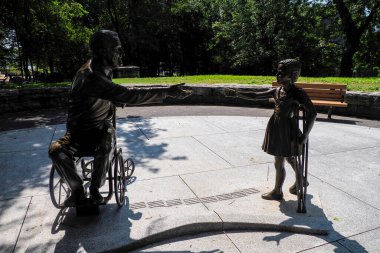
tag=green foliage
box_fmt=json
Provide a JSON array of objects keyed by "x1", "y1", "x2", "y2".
[
  {"x1": 0, "y1": 0, "x2": 379, "y2": 79},
  {"x1": 1, "y1": 0, "x2": 93, "y2": 79},
  {"x1": 50, "y1": 0, "x2": 91, "y2": 42},
  {"x1": 33, "y1": 0, "x2": 93, "y2": 77}
]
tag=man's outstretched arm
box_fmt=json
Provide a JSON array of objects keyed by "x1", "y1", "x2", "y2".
[{"x1": 85, "y1": 73, "x2": 191, "y2": 105}]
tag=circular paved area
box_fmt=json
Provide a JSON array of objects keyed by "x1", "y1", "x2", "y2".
[{"x1": 0, "y1": 111, "x2": 379, "y2": 252}]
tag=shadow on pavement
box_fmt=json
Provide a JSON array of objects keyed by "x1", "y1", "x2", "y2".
[
  {"x1": 51, "y1": 199, "x2": 142, "y2": 253},
  {"x1": 117, "y1": 117, "x2": 188, "y2": 175},
  {"x1": 130, "y1": 232, "x2": 226, "y2": 253},
  {"x1": 0, "y1": 108, "x2": 67, "y2": 131},
  {"x1": 262, "y1": 194, "x2": 368, "y2": 252},
  {"x1": 316, "y1": 117, "x2": 360, "y2": 126}
]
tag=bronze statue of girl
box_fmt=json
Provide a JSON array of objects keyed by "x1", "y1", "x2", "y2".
[{"x1": 225, "y1": 59, "x2": 317, "y2": 201}]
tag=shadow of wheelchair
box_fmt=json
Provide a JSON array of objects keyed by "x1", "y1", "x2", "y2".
[{"x1": 51, "y1": 197, "x2": 142, "y2": 253}]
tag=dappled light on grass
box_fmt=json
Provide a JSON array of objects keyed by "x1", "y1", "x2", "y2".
[
  {"x1": 1, "y1": 76, "x2": 379, "y2": 91},
  {"x1": 114, "y1": 75, "x2": 380, "y2": 92}
]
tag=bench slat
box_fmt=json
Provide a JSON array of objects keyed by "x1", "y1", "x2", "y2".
[
  {"x1": 307, "y1": 93, "x2": 344, "y2": 99},
  {"x1": 311, "y1": 100, "x2": 348, "y2": 107},
  {"x1": 269, "y1": 98, "x2": 348, "y2": 107},
  {"x1": 270, "y1": 81, "x2": 348, "y2": 109},
  {"x1": 302, "y1": 88, "x2": 345, "y2": 94},
  {"x1": 272, "y1": 81, "x2": 347, "y2": 90},
  {"x1": 304, "y1": 90, "x2": 346, "y2": 97}
]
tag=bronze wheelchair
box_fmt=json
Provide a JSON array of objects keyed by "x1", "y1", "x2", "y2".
[{"x1": 49, "y1": 105, "x2": 135, "y2": 209}]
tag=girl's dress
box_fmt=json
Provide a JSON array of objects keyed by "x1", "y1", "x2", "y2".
[{"x1": 262, "y1": 85, "x2": 312, "y2": 157}]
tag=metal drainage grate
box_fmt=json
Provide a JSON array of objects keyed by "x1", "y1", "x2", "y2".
[{"x1": 130, "y1": 187, "x2": 260, "y2": 210}]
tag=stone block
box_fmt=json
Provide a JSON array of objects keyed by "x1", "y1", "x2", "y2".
[{"x1": 113, "y1": 66, "x2": 140, "y2": 78}]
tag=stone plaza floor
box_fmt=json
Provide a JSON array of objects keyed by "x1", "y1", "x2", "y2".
[{"x1": 0, "y1": 106, "x2": 379, "y2": 252}]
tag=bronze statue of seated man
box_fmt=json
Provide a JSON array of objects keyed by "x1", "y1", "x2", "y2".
[{"x1": 49, "y1": 30, "x2": 191, "y2": 206}]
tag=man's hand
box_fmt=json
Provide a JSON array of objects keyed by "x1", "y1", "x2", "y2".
[
  {"x1": 167, "y1": 83, "x2": 192, "y2": 99},
  {"x1": 224, "y1": 88, "x2": 237, "y2": 97}
]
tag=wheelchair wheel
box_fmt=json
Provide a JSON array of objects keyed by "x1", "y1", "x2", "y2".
[
  {"x1": 114, "y1": 149, "x2": 126, "y2": 207},
  {"x1": 124, "y1": 158, "x2": 135, "y2": 179},
  {"x1": 49, "y1": 165, "x2": 71, "y2": 209}
]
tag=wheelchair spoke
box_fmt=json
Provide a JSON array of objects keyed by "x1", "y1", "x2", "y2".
[
  {"x1": 50, "y1": 166, "x2": 71, "y2": 209},
  {"x1": 53, "y1": 180, "x2": 60, "y2": 189},
  {"x1": 58, "y1": 183, "x2": 62, "y2": 204},
  {"x1": 61, "y1": 182, "x2": 69, "y2": 194}
]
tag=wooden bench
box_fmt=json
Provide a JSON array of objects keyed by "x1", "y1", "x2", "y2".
[
  {"x1": 10, "y1": 76, "x2": 28, "y2": 88},
  {"x1": 0, "y1": 75, "x2": 7, "y2": 83},
  {"x1": 272, "y1": 81, "x2": 348, "y2": 118}
]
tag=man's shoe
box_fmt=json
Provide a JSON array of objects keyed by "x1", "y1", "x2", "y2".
[
  {"x1": 90, "y1": 186, "x2": 104, "y2": 205},
  {"x1": 63, "y1": 194, "x2": 78, "y2": 207},
  {"x1": 63, "y1": 192, "x2": 86, "y2": 207},
  {"x1": 261, "y1": 190, "x2": 283, "y2": 200}
]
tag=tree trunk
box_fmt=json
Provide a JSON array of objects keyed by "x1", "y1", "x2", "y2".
[
  {"x1": 334, "y1": 0, "x2": 380, "y2": 77},
  {"x1": 340, "y1": 34, "x2": 361, "y2": 77},
  {"x1": 340, "y1": 47, "x2": 355, "y2": 77},
  {"x1": 49, "y1": 58, "x2": 54, "y2": 74},
  {"x1": 30, "y1": 59, "x2": 35, "y2": 83},
  {"x1": 15, "y1": 32, "x2": 24, "y2": 77}
]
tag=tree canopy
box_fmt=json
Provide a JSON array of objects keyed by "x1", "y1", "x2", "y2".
[{"x1": 1, "y1": 0, "x2": 379, "y2": 79}]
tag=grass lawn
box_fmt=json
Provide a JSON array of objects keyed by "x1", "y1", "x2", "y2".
[
  {"x1": 115, "y1": 75, "x2": 380, "y2": 92},
  {"x1": 1, "y1": 75, "x2": 379, "y2": 92}
]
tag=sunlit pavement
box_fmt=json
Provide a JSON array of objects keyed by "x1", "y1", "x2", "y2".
[{"x1": 1, "y1": 106, "x2": 380, "y2": 252}]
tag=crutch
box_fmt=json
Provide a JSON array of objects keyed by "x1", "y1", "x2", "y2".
[
  {"x1": 295, "y1": 108, "x2": 303, "y2": 213},
  {"x1": 302, "y1": 109, "x2": 309, "y2": 213},
  {"x1": 296, "y1": 108, "x2": 308, "y2": 213}
]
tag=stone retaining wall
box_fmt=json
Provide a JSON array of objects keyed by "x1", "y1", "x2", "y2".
[
  {"x1": 0, "y1": 87, "x2": 70, "y2": 114},
  {"x1": 1, "y1": 85, "x2": 379, "y2": 119}
]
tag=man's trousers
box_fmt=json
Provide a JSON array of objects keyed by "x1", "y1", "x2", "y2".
[{"x1": 48, "y1": 124, "x2": 115, "y2": 195}]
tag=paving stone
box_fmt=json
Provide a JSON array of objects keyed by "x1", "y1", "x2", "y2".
[
  {"x1": 130, "y1": 116, "x2": 227, "y2": 140},
  {"x1": 337, "y1": 228, "x2": 380, "y2": 253},
  {"x1": 0, "y1": 126, "x2": 55, "y2": 152},
  {"x1": 181, "y1": 164, "x2": 271, "y2": 199},
  {"x1": 0, "y1": 198, "x2": 30, "y2": 253},
  {"x1": 203, "y1": 116, "x2": 268, "y2": 133},
  {"x1": 310, "y1": 176, "x2": 380, "y2": 241},
  {"x1": 194, "y1": 130, "x2": 273, "y2": 166},
  {"x1": 135, "y1": 233, "x2": 240, "y2": 252},
  {"x1": 310, "y1": 122, "x2": 380, "y2": 155},
  {"x1": 301, "y1": 242, "x2": 351, "y2": 252},
  {"x1": 309, "y1": 147, "x2": 380, "y2": 209},
  {"x1": 226, "y1": 231, "x2": 346, "y2": 253},
  {"x1": 0, "y1": 149, "x2": 51, "y2": 200},
  {"x1": 51, "y1": 119, "x2": 147, "y2": 145},
  {"x1": 116, "y1": 118, "x2": 149, "y2": 143},
  {"x1": 118, "y1": 136, "x2": 232, "y2": 180}
]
